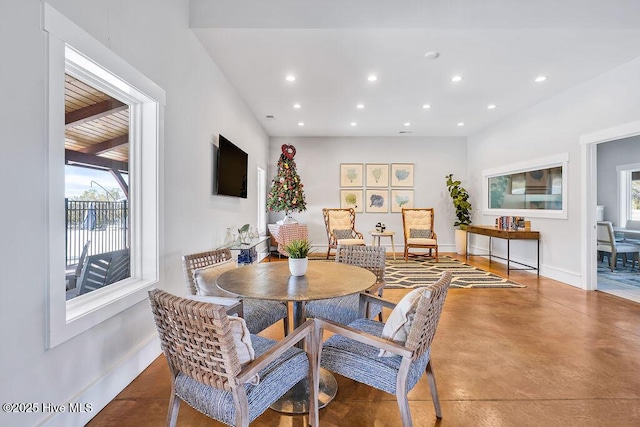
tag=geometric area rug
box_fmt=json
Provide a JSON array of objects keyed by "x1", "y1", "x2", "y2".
[{"x1": 385, "y1": 255, "x2": 526, "y2": 289}]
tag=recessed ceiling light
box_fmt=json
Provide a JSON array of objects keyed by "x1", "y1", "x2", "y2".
[
  {"x1": 293, "y1": 103, "x2": 301, "y2": 109},
  {"x1": 487, "y1": 104, "x2": 496, "y2": 109},
  {"x1": 356, "y1": 103, "x2": 365, "y2": 109},
  {"x1": 535, "y1": 75, "x2": 547, "y2": 82},
  {"x1": 404, "y1": 122, "x2": 411, "y2": 127},
  {"x1": 350, "y1": 122, "x2": 357, "y2": 127},
  {"x1": 298, "y1": 122, "x2": 304, "y2": 126},
  {"x1": 286, "y1": 75, "x2": 296, "y2": 82},
  {"x1": 422, "y1": 104, "x2": 432, "y2": 109},
  {"x1": 424, "y1": 51, "x2": 440, "y2": 60},
  {"x1": 367, "y1": 75, "x2": 378, "y2": 82},
  {"x1": 451, "y1": 75, "x2": 463, "y2": 82},
  {"x1": 457, "y1": 122, "x2": 465, "y2": 127}
]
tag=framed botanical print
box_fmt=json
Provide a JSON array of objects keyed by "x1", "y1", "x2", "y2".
[
  {"x1": 390, "y1": 189, "x2": 414, "y2": 212},
  {"x1": 365, "y1": 189, "x2": 389, "y2": 213},
  {"x1": 390, "y1": 163, "x2": 414, "y2": 187},
  {"x1": 340, "y1": 189, "x2": 363, "y2": 213},
  {"x1": 340, "y1": 163, "x2": 364, "y2": 187},
  {"x1": 365, "y1": 163, "x2": 389, "y2": 187}
]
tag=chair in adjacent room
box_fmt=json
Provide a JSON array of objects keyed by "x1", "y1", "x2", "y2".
[
  {"x1": 317, "y1": 271, "x2": 452, "y2": 426},
  {"x1": 66, "y1": 239, "x2": 91, "y2": 291},
  {"x1": 597, "y1": 221, "x2": 640, "y2": 271},
  {"x1": 322, "y1": 208, "x2": 366, "y2": 259},
  {"x1": 402, "y1": 208, "x2": 439, "y2": 262},
  {"x1": 305, "y1": 244, "x2": 386, "y2": 325},
  {"x1": 182, "y1": 249, "x2": 289, "y2": 335},
  {"x1": 148, "y1": 289, "x2": 319, "y2": 427}
]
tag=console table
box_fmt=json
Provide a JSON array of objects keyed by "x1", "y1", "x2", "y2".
[
  {"x1": 466, "y1": 225, "x2": 540, "y2": 275},
  {"x1": 221, "y1": 236, "x2": 271, "y2": 265}
]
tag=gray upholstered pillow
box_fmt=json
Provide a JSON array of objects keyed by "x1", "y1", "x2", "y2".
[
  {"x1": 410, "y1": 228, "x2": 433, "y2": 238},
  {"x1": 333, "y1": 229, "x2": 353, "y2": 239}
]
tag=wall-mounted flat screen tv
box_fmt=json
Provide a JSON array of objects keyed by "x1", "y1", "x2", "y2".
[{"x1": 213, "y1": 135, "x2": 248, "y2": 198}]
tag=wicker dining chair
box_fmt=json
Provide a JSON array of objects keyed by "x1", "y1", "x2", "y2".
[
  {"x1": 305, "y1": 245, "x2": 386, "y2": 325},
  {"x1": 317, "y1": 271, "x2": 452, "y2": 426},
  {"x1": 322, "y1": 208, "x2": 366, "y2": 259},
  {"x1": 402, "y1": 208, "x2": 439, "y2": 262},
  {"x1": 182, "y1": 249, "x2": 289, "y2": 335},
  {"x1": 148, "y1": 289, "x2": 319, "y2": 427}
]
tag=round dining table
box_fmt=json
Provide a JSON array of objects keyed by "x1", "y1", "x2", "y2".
[{"x1": 217, "y1": 260, "x2": 376, "y2": 414}]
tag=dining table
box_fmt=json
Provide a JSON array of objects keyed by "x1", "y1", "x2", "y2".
[{"x1": 216, "y1": 260, "x2": 376, "y2": 414}]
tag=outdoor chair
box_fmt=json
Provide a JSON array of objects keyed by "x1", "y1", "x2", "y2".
[
  {"x1": 317, "y1": 271, "x2": 452, "y2": 426},
  {"x1": 66, "y1": 240, "x2": 91, "y2": 291},
  {"x1": 182, "y1": 249, "x2": 289, "y2": 335},
  {"x1": 305, "y1": 244, "x2": 386, "y2": 325},
  {"x1": 148, "y1": 289, "x2": 319, "y2": 427},
  {"x1": 322, "y1": 208, "x2": 366, "y2": 259},
  {"x1": 75, "y1": 248, "x2": 130, "y2": 296},
  {"x1": 402, "y1": 208, "x2": 439, "y2": 262},
  {"x1": 597, "y1": 221, "x2": 640, "y2": 271}
]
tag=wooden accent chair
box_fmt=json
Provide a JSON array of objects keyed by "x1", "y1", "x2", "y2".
[
  {"x1": 305, "y1": 245, "x2": 386, "y2": 325},
  {"x1": 597, "y1": 221, "x2": 640, "y2": 271},
  {"x1": 322, "y1": 208, "x2": 366, "y2": 259},
  {"x1": 148, "y1": 289, "x2": 319, "y2": 427},
  {"x1": 182, "y1": 249, "x2": 289, "y2": 335},
  {"x1": 402, "y1": 208, "x2": 438, "y2": 262},
  {"x1": 317, "y1": 271, "x2": 452, "y2": 426}
]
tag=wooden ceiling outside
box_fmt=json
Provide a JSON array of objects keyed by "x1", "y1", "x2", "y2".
[{"x1": 64, "y1": 74, "x2": 129, "y2": 164}]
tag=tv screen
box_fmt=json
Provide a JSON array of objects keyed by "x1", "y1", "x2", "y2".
[{"x1": 214, "y1": 135, "x2": 248, "y2": 198}]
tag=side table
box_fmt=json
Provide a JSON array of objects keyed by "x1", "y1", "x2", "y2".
[
  {"x1": 369, "y1": 230, "x2": 396, "y2": 260},
  {"x1": 268, "y1": 223, "x2": 309, "y2": 256}
]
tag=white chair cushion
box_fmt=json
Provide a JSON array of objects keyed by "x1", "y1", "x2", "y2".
[
  {"x1": 404, "y1": 210, "x2": 433, "y2": 229},
  {"x1": 193, "y1": 259, "x2": 236, "y2": 297},
  {"x1": 406, "y1": 238, "x2": 437, "y2": 245},
  {"x1": 186, "y1": 295, "x2": 241, "y2": 306},
  {"x1": 337, "y1": 238, "x2": 366, "y2": 245},
  {"x1": 379, "y1": 287, "x2": 431, "y2": 357},
  {"x1": 228, "y1": 317, "x2": 259, "y2": 384},
  {"x1": 329, "y1": 210, "x2": 352, "y2": 230}
]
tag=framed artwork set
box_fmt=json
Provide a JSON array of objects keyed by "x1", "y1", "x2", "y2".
[{"x1": 339, "y1": 163, "x2": 414, "y2": 213}]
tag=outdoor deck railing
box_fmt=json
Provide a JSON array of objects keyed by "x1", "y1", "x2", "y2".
[{"x1": 65, "y1": 199, "x2": 129, "y2": 266}]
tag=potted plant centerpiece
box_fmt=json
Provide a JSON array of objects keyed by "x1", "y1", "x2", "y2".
[
  {"x1": 445, "y1": 174, "x2": 472, "y2": 255},
  {"x1": 283, "y1": 239, "x2": 312, "y2": 276}
]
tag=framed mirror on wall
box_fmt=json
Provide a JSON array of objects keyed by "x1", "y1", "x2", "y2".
[{"x1": 483, "y1": 153, "x2": 569, "y2": 219}]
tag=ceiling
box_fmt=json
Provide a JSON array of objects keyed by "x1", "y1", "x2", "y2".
[
  {"x1": 65, "y1": 74, "x2": 129, "y2": 168},
  {"x1": 190, "y1": 0, "x2": 640, "y2": 137}
]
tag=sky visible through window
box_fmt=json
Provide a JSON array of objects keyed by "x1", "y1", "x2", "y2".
[{"x1": 65, "y1": 165, "x2": 127, "y2": 199}]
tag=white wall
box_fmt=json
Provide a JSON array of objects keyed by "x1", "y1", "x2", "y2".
[
  {"x1": 0, "y1": 1, "x2": 267, "y2": 425},
  {"x1": 268, "y1": 136, "x2": 467, "y2": 254},
  {"x1": 468, "y1": 58, "x2": 640, "y2": 287},
  {"x1": 597, "y1": 135, "x2": 640, "y2": 224}
]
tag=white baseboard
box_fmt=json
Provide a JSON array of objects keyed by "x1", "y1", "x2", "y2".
[{"x1": 40, "y1": 335, "x2": 161, "y2": 427}]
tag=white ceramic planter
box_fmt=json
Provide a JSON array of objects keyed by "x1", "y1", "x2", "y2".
[
  {"x1": 455, "y1": 229, "x2": 467, "y2": 255},
  {"x1": 288, "y1": 257, "x2": 308, "y2": 276}
]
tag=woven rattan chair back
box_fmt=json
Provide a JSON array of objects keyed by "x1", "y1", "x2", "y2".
[
  {"x1": 405, "y1": 271, "x2": 451, "y2": 361},
  {"x1": 182, "y1": 248, "x2": 233, "y2": 295},
  {"x1": 335, "y1": 244, "x2": 386, "y2": 287},
  {"x1": 149, "y1": 289, "x2": 241, "y2": 391}
]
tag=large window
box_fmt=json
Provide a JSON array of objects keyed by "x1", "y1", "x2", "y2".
[
  {"x1": 45, "y1": 4, "x2": 164, "y2": 347},
  {"x1": 483, "y1": 153, "x2": 569, "y2": 219}
]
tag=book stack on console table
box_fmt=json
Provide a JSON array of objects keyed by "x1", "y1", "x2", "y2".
[{"x1": 496, "y1": 216, "x2": 531, "y2": 231}]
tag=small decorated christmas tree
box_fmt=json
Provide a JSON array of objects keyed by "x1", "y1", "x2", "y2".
[{"x1": 267, "y1": 144, "x2": 307, "y2": 218}]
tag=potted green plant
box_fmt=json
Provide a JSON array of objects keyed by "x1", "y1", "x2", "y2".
[
  {"x1": 283, "y1": 239, "x2": 312, "y2": 276},
  {"x1": 445, "y1": 174, "x2": 472, "y2": 255}
]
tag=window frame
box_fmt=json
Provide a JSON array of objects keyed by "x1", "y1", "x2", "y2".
[
  {"x1": 482, "y1": 153, "x2": 569, "y2": 219},
  {"x1": 44, "y1": 3, "x2": 165, "y2": 348},
  {"x1": 616, "y1": 162, "x2": 640, "y2": 225}
]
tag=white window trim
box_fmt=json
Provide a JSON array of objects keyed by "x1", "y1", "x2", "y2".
[
  {"x1": 44, "y1": 3, "x2": 165, "y2": 348},
  {"x1": 482, "y1": 153, "x2": 569, "y2": 219},
  {"x1": 257, "y1": 167, "x2": 267, "y2": 235},
  {"x1": 616, "y1": 162, "x2": 640, "y2": 225}
]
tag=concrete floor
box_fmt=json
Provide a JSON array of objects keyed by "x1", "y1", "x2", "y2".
[{"x1": 87, "y1": 253, "x2": 640, "y2": 426}]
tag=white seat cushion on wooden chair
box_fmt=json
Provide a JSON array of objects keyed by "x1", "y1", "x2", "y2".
[
  {"x1": 337, "y1": 238, "x2": 366, "y2": 245},
  {"x1": 406, "y1": 238, "x2": 437, "y2": 245}
]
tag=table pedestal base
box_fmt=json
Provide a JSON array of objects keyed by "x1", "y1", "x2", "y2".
[{"x1": 269, "y1": 368, "x2": 337, "y2": 414}]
